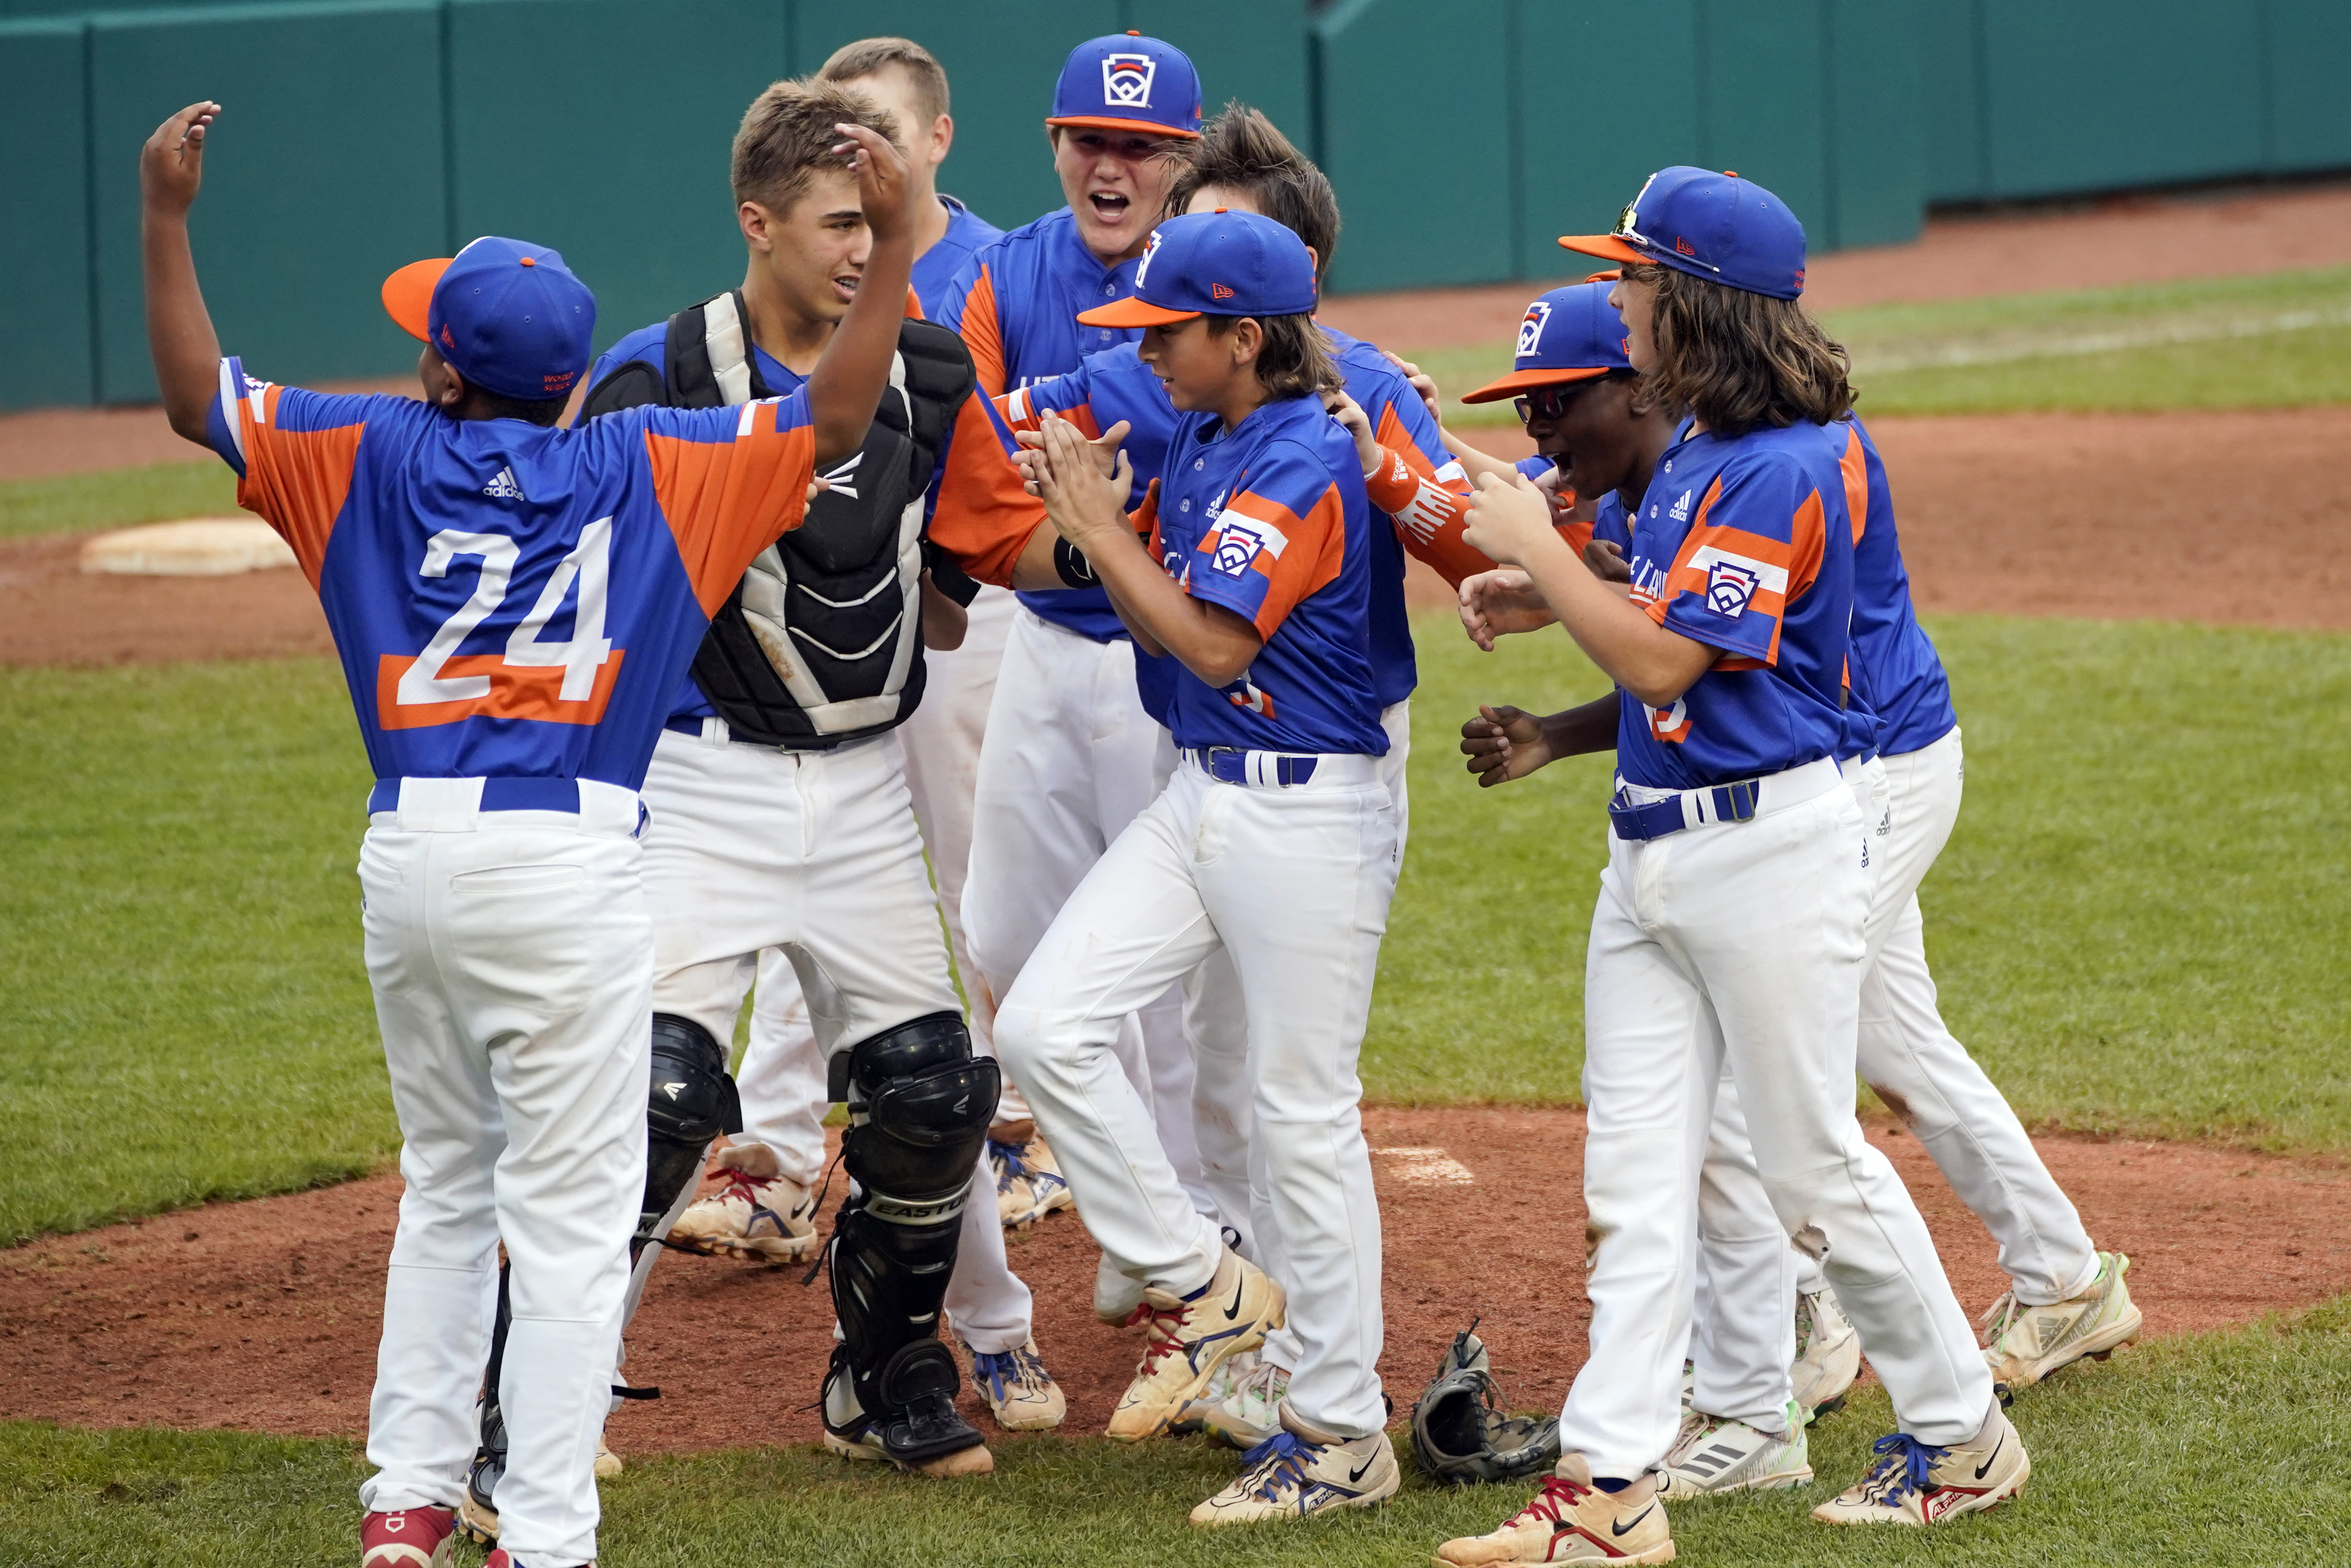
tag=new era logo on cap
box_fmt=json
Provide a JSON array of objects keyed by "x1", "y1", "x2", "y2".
[{"x1": 1212, "y1": 283, "x2": 1235, "y2": 300}]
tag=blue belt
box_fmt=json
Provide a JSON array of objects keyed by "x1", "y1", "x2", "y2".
[
  {"x1": 1196, "y1": 747, "x2": 1319, "y2": 787},
  {"x1": 664, "y1": 715, "x2": 707, "y2": 739},
  {"x1": 368, "y1": 777, "x2": 584, "y2": 815},
  {"x1": 1606, "y1": 778, "x2": 1759, "y2": 842}
]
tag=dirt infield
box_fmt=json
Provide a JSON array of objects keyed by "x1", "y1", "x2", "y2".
[
  {"x1": 3, "y1": 1106, "x2": 2343, "y2": 1453},
  {"x1": 1322, "y1": 180, "x2": 2351, "y2": 354}
]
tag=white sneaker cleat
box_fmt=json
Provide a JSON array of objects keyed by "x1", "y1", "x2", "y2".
[
  {"x1": 1189, "y1": 1405, "x2": 1398, "y2": 1526},
  {"x1": 1811, "y1": 1405, "x2": 2028, "y2": 1526},
  {"x1": 1981, "y1": 1250, "x2": 2143, "y2": 1390},
  {"x1": 992, "y1": 1135, "x2": 1077, "y2": 1229},
  {"x1": 964, "y1": 1336, "x2": 1067, "y2": 1432},
  {"x1": 665, "y1": 1142, "x2": 819, "y2": 1263},
  {"x1": 1792, "y1": 1288, "x2": 1862, "y2": 1417},
  {"x1": 1434, "y1": 1454, "x2": 1674, "y2": 1566},
  {"x1": 592, "y1": 1433, "x2": 622, "y2": 1479},
  {"x1": 1105, "y1": 1249, "x2": 1283, "y2": 1441},
  {"x1": 1197, "y1": 1356, "x2": 1289, "y2": 1450},
  {"x1": 1659, "y1": 1401, "x2": 1811, "y2": 1495}
]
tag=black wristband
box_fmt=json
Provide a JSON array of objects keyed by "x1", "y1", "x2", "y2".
[{"x1": 1052, "y1": 536, "x2": 1098, "y2": 589}]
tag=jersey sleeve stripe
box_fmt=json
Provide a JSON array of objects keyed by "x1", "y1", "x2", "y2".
[
  {"x1": 959, "y1": 266, "x2": 1007, "y2": 398},
  {"x1": 646, "y1": 398, "x2": 817, "y2": 615},
  {"x1": 1839, "y1": 424, "x2": 1870, "y2": 544},
  {"x1": 234, "y1": 383, "x2": 361, "y2": 591}
]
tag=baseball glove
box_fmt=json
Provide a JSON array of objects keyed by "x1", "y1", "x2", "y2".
[{"x1": 1408, "y1": 1320, "x2": 1561, "y2": 1486}]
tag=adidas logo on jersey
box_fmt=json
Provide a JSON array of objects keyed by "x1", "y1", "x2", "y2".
[
  {"x1": 483, "y1": 467, "x2": 523, "y2": 500},
  {"x1": 1668, "y1": 488, "x2": 1693, "y2": 522}
]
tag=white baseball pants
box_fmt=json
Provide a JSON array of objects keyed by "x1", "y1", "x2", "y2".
[
  {"x1": 620, "y1": 726, "x2": 1030, "y2": 1349},
  {"x1": 1186, "y1": 699, "x2": 1412, "y2": 1372},
  {"x1": 721, "y1": 588, "x2": 1035, "y2": 1351},
  {"x1": 1691, "y1": 727, "x2": 2100, "y2": 1426},
  {"x1": 1563, "y1": 757, "x2": 1992, "y2": 1481},
  {"x1": 997, "y1": 755, "x2": 1399, "y2": 1439},
  {"x1": 964, "y1": 606, "x2": 1211, "y2": 1215},
  {"x1": 356, "y1": 782, "x2": 649, "y2": 1568}
]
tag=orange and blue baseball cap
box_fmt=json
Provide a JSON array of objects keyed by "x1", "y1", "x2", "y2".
[
  {"x1": 380, "y1": 236, "x2": 597, "y2": 401},
  {"x1": 1560, "y1": 167, "x2": 1809, "y2": 299},
  {"x1": 1460, "y1": 281, "x2": 1633, "y2": 403},
  {"x1": 1077, "y1": 210, "x2": 1316, "y2": 327},
  {"x1": 1046, "y1": 32, "x2": 1202, "y2": 140}
]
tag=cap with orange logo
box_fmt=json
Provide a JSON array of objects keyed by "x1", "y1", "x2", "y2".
[
  {"x1": 380, "y1": 236, "x2": 596, "y2": 401},
  {"x1": 1559, "y1": 167, "x2": 1808, "y2": 300},
  {"x1": 1077, "y1": 210, "x2": 1316, "y2": 329}
]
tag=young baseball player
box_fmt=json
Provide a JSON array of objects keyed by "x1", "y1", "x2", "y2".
[
  {"x1": 612, "y1": 49, "x2": 1062, "y2": 1441},
  {"x1": 1435, "y1": 170, "x2": 2025, "y2": 1568},
  {"x1": 447, "y1": 78, "x2": 1053, "y2": 1512},
  {"x1": 137, "y1": 95, "x2": 911, "y2": 1568},
  {"x1": 935, "y1": 33, "x2": 1221, "y2": 1229},
  {"x1": 1454, "y1": 288, "x2": 2137, "y2": 1495},
  {"x1": 988, "y1": 103, "x2": 1507, "y2": 1446},
  {"x1": 997, "y1": 209, "x2": 1402, "y2": 1526}
]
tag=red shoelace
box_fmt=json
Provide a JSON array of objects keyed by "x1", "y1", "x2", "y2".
[
  {"x1": 1125, "y1": 1299, "x2": 1190, "y2": 1374},
  {"x1": 1508, "y1": 1472, "x2": 1596, "y2": 1527}
]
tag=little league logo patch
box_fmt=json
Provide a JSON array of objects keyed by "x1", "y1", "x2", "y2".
[
  {"x1": 1515, "y1": 300, "x2": 1553, "y2": 360},
  {"x1": 1213, "y1": 520, "x2": 1271, "y2": 576},
  {"x1": 1102, "y1": 52, "x2": 1157, "y2": 108},
  {"x1": 1133, "y1": 229, "x2": 1164, "y2": 288},
  {"x1": 1704, "y1": 558, "x2": 1764, "y2": 617}
]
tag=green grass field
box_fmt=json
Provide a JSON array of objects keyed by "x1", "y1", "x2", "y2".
[
  {"x1": 6, "y1": 1298, "x2": 2350, "y2": 1566},
  {"x1": 4, "y1": 613, "x2": 2345, "y2": 1246},
  {"x1": 1421, "y1": 264, "x2": 2351, "y2": 424},
  {"x1": 0, "y1": 460, "x2": 238, "y2": 541}
]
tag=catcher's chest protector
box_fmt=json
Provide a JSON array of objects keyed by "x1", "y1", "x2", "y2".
[{"x1": 580, "y1": 290, "x2": 977, "y2": 749}]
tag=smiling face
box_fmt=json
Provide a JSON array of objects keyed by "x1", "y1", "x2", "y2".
[
  {"x1": 1522, "y1": 375, "x2": 1649, "y2": 502},
  {"x1": 1053, "y1": 126, "x2": 1184, "y2": 264},
  {"x1": 741, "y1": 167, "x2": 870, "y2": 325}
]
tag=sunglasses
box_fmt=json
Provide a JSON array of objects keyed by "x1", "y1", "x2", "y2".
[
  {"x1": 1513, "y1": 382, "x2": 1595, "y2": 423},
  {"x1": 1611, "y1": 200, "x2": 1721, "y2": 275}
]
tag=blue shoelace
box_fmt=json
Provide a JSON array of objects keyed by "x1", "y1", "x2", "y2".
[
  {"x1": 972, "y1": 1344, "x2": 1043, "y2": 1401},
  {"x1": 1238, "y1": 1430, "x2": 1325, "y2": 1503},
  {"x1": 1862, "y1": 1433, "x2": 1950, "y2": 1506}
]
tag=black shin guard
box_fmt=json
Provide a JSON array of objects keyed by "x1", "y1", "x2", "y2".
[
  {"x1": 640, "y1": 1013, "x2": 742, "y2": 1262},
  {"x1": 462, "y1": 1261, "x2": 514, "y2": 1540},
  {"x1": 821, "y1": 1011, "x2": 998, "y2": 1463}
]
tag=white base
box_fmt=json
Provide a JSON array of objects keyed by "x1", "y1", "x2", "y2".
[{"x1": 79, "y1": 518, "x2": 294, "y2": 577}]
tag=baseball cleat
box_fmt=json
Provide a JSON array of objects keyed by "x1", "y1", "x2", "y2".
[
  {"x1": 456, "y1": 1452, "x2": 499, "y2": 1546},
  {"x1": 1197, "y1": 1356, "x2": 1289, "y2": 1450},
  {"x1": 821, "y1": 1343, "x2": 995, "y2": 1477},
  {"x1": 1658, "y1": 1401, "x2": 1812, "y2": 1495},
  {"x1": 362, "y1": 1506, "x2": 457, "y2": 1568},
  {"x1": 991, "y1": 1135, "x2": 1075, "y2": 1229},
  {"x1": 1106, "y1": 1248, "x2": 1285, "y2": 1441},
  {"x1": 1980, "y1": 1250, "x2": 2142, "y2": 1390},
  {"x1": 1810, "y1": 1405, "x2": 2028, "y2": 1526},
  {"x1": 664, "y1": 1141, "x2": 819, "y2": 1263},
  {"x1": 1189, "y1": 1407, "x2": 1399, "y2": 1526},
  {"x1": 1434, "y1": 1455, "x2": 1674, "y2": 1565},
  {"x1": 1792, "y1": 1287, "x2": 1862, "y2": 1417},
  {"x1": 592, "y1": 1434, "x2": 622, "y2": 1478},
  {"x1": 965, "y1": 1336, "x2": 1067, "y2": 1431}
]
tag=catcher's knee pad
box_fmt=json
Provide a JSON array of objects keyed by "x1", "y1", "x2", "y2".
[
  {"x1": 825, "y1": 1013, "x2": 996, "y2": 1399},
  {"x1": 642, "y1": 1013, "x2": 742, "y2": 1243}
]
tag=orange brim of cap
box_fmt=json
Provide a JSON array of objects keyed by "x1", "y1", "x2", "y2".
[
  {"x1": 1077, "y1": 296, "x2": 1201, "y2": 327},
  {"x1": 1583, "y1": 269, "x2": 1624, "y2": 283},
  {"x1": 1459, "y1": 364, "x2": 1612, "y2": 404},
  {"x1": 1045, "y1": 114, "x2": 1200, "y2": 139},
  {"x1": 1558, "y1": 234, "x2": 1648, "y2": 266},
  {"x1": 381, "y1": 257, "x2": 452, "y2": 342}
]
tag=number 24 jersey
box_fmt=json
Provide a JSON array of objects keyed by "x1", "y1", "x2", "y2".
[{"x1": 204, "y1": 356, "x2": 817, "y2": 791}]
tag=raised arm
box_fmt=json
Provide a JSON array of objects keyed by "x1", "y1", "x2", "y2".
[
  {"x1": 141, "y1": 101, "x2": 225, "y2": 444},
  {"x1": 804, "y1": 123, "x2": 918, "y2": 467}
]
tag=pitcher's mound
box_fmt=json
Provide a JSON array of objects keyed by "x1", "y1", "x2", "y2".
[{"x1": 79, "y1": 519, "x2": 294, "y2": 577}]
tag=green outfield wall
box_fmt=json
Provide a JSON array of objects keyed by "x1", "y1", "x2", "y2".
[{"x1": 3, "y1": 0, "x2": 2344, "y2": 408}]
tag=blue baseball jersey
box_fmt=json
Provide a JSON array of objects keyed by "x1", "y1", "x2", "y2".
[
  {"x1": 1141, "y1": 393, "x2": 1386, "y2": 756},
  {"x1": 585, "y1": 328, "x2": 811, "y2": 727},
  {"x1": 1836, "y1": 416, "x2": 1956, "y2": 759},
  {"x1": 936, "y1": 206, "x2": 1146, "y2": 642},
  {"x1": 1616, "y1": 422, "x2": 1855, "y2": 790},
  {"x1": 1000, "y1": 325, "x2": 1471, "y2": 719},
  {"x1": 203, "y1": 357, "x2": 816, "y2": 790},
  {"x1": 911, "y1": 195, "x2": 1005, "y2": 318}
]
